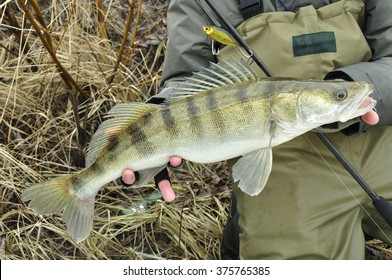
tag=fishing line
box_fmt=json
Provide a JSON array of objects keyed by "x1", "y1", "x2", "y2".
[{"x1": 304, "y1": 135, "x2": 392, "y2": 244}]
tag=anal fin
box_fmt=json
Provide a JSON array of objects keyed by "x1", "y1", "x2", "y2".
[{"x1": 127, "y1": 166, "x2": 167, "y2": 189}]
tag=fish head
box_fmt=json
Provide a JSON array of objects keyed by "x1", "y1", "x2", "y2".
[{"x1": 296, "y1": 81, "x2": 376, "y2": 125}]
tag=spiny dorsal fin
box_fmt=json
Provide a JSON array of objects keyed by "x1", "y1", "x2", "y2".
[
  {"x1": 85, "y1": 103, "x2": 156, "y2": 167},
  {"x1": 166, "y1": 59, "x2": 257, "y2": 101}
]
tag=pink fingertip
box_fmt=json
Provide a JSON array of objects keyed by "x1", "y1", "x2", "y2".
[
  {"x1": 170, "y1": 156, "x2": 183, "y2": 167},
  {"x1": 158, "y1": 180, "x2": 176, "y2": 202},
  {"x1": 122, "y1": 169, "x2": 136, "y2": 185},
  {"x1": 361, "y1": 110, "x2": 379, "y2": 125}
]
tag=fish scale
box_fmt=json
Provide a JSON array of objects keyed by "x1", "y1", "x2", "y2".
[{"x1": 21, "y1": 60, "x2": 375, "y2": 242}]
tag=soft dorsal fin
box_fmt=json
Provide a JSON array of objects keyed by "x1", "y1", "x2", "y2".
[
  {"x1": 85, "y1": 103, "x2": 156, "y2": 167},
  {"x1": 166, "y1": 59, "x2": 257, "y2": 102}
]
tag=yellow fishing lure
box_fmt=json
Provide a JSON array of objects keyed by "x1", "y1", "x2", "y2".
[{"x1": 203, "y1": 25, "x2": 240, "y2": 46}]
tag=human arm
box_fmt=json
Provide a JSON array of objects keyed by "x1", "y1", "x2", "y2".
[{"x1": 324, "y1": 0, "x2": 392, "y2": 131}]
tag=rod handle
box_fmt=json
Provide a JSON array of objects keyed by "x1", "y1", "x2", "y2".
[{"x1": 373, "y1": 196, "x2": 392, "y2": 227}]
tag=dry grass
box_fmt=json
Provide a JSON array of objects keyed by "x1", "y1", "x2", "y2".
[
  {"x1": 0, "y1": 0, "x2": 231, "y2": 260},
  {"x1": 0, "y1": 0, "x2": 390, "y2": 260}
]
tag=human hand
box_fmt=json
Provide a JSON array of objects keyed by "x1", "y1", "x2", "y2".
[{"x1": 121, "y1": 156, "x2": 182, "y2": 202}]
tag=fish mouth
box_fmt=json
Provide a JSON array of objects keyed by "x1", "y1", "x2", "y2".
[
  {"x1": 337, "y1": 82, "x2": 376, "y2": 122},
  {"x1": 340, "y1": 96, "x2": 377, "y2": 123}
]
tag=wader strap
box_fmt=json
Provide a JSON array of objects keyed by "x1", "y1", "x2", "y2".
[{"x1": 238, "y1": 0, "x2": 263, "y2": 20}]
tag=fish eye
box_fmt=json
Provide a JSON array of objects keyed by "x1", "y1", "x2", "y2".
[{"x1": 333, "y1": 88, "x2": 347, "y2": 101}]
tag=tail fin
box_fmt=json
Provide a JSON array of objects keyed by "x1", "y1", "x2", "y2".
[{"x1": 21, "y1": 175, "x2": 94, "y2": 243}]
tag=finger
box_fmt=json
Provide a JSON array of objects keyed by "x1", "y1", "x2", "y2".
[
  {"x1": 361, "y1": 110, "x2": 379, "y2": 125},
  {"x1": 158, "y1": 179, "x2": 176, "y2": 202},
  {"x1": 169, "y1": 156, "x2": 183, "y2": 168},
  {"x1": 154, "y1": 168, "x2": 176, "y2": 202},
  {"x1": 121, "y1": 169, "x2": 139, "y2": 186}
]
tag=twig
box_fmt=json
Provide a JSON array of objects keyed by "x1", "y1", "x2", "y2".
[
  {"x1": 0, "y1": 42, "x2": 18, "y2": 57},
  {"x1": 28, "y1": 0, "x2": 53, "y2": 49},
  {"x1": 131, "y1": 8, "x2": 167, "y2": 51},
  {"x1": 94, "y1": 0, "x2": 108, "y2": 40},
  {"x1": 124, "y1": 0, "x2": 142, "y2": 66},
  {"x1": 54, "y1": 1, "x2": 77, "y2": 54},
  {"x1": 17, "y1": 0, "x2": 88, "y2": 100},
  {"x1": 4, "y1": 4, "x2": 31, "y2": 56},
  {"x1": 3, "y1": 4, "x2": 37, "y2": 71},
  {"x1": 107, "y1": 0, "x2": 136, "y2": 85},
  {"x1": 17, "y1": 0, "x2": 89, "y2": 149},
  {"x1": 124, "y1": 5, "x2": 168, "y2": 68}
]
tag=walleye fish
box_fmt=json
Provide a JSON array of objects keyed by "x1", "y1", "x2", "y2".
[{"x1": 21, "y1": 60, "x2": 376, "y2": 242}]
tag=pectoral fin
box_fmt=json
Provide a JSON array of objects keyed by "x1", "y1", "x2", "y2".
[{"x1": 232, "y1": 148, "x2": 273, "y2": 196}]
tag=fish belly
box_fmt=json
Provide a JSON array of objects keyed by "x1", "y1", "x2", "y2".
[{"x1": 177, "y1": 139, "x2": 267, "y2": 163}]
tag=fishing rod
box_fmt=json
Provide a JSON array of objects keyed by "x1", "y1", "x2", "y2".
[{"x1": 204, "y1": 0, "x2": 392, "y2": 227}]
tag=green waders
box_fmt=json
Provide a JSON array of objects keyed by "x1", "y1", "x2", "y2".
[{"x1": 219, "y1": 0, "x2": 392, "y2": 259}]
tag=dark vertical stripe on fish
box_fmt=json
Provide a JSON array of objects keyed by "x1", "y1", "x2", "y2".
[
  {"x1": 236, "y1": 85, "x2": 254, "y2": 122},
  {"x1": 206, "y1": 93, "x2": 226, "y2": 139},
  {"x1": 128, "y1": 112, "x2": 156, "y2": 157},
  {"x1": 161, "y1": 106, "x2": 178, "y2": 136},
  {"x1": 235, "y1": 84, "x2": 248, "y2": 102},
  {"x1": 107, "y1": 137, "x2": 120, "y2": 152},
  {"x1": 187, "y1": 96, "x2": 203, "y2": 138},
  {"x1": 90, "y1": 162, "x2": 104, "y2": 175},
  {"x1": 264, "y1": 80, "x2": 281, "y2": 96}
]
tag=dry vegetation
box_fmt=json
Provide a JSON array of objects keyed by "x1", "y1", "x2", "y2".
[
  {"x1": 0, "y1": 0, "x2": 231, "y2": 260},
  {"x1": 0, "y1": 0, "x2": 390, "y2": 260}
]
